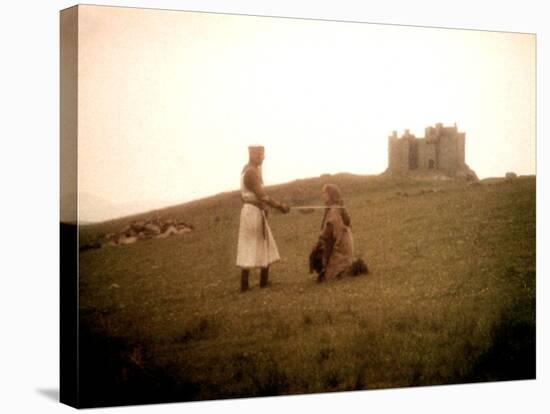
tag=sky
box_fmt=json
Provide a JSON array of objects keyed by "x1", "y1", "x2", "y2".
[{"x1": 68, "y1": 5, "x2": 535, "y2": 222}]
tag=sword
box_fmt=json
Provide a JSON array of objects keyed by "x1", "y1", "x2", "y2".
[{"x1": 290, "y1": 205, "x2": 346, "y2": 210}]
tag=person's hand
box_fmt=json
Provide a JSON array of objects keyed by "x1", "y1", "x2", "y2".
[{"x1": 279, "y1": 202, "x2": 290, "y2": 214}]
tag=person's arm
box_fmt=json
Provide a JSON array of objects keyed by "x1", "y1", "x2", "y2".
[{"x1": 243, "y1": 168, "x2": 289, "y2": 213}]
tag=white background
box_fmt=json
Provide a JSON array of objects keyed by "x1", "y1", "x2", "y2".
[{"x1": 0, "y1": 0, "x2": 547, "y2": 413}]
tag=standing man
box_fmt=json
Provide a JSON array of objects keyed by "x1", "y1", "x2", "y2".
[{"x1": 236, "y1": 145, "x2": 290, "y2": 292}]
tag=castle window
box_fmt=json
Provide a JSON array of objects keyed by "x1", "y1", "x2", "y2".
[{"x1": 429, "y1": 159, "x2": 435, "y2": 169}]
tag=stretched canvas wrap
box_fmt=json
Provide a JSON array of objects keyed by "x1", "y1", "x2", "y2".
[{"x1": 60, "y1": 4, "x2": 536, "y2": 409}]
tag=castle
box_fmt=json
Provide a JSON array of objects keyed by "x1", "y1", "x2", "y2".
[{"x1": 385, "y1": 123, "x2": 477, "y2": 179}]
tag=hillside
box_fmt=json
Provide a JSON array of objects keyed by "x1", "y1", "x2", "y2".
[{"x1": 76, "y1": 174, "x2": 536, "y2": 407}]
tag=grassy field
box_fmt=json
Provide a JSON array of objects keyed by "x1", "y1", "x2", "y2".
[{"x1": 77, "y1": 174, "x2": 536, "y2": 407}]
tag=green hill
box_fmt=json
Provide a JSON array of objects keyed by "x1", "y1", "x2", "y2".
[{"x1": 76, "y1": 174, "x2": 536, "y2": 407}]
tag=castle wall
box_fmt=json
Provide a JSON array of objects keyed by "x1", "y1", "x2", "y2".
[
  {"x1": 388, "y1": 136, "x2": 410, "y2": 173},
  {"x1": 397, "y1": 139, "x2": 410, "y2": 173},
  {"x1": 438, "y1": 134, "x2": 461, "y2": 174},
  {"x1": 457, "y1": 133, "x2": 465, "y2": 167},
  {"x1": 417, "y1": 139, "x2": 437, "y2": 170}
]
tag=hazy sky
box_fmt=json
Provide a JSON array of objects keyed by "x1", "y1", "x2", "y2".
[{"x1": 75, "y1": 5, "x2": 535, "y2": 221}]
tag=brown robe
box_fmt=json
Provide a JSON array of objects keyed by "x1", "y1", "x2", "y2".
[{"x1": 318, "y1": 207, "x2": 354, "y2": 280}]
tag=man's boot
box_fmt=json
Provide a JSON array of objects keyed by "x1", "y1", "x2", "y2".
[
  {"x1": 241, "y1": 270, "x2": 250, "y2": 292},
  {"x1": 317, "y1": 271, "x2": 326, "y2": 283},
  {"x1": 260, "y1": 267, "x2": 269, "y2": 288}
]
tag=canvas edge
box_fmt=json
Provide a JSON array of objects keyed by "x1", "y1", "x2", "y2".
[{"x1": 60, "y1": 4, "x2": 80, "y2": 409}]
